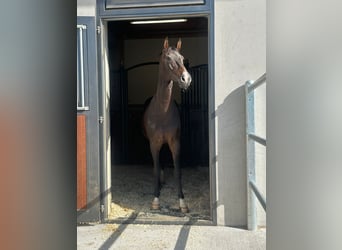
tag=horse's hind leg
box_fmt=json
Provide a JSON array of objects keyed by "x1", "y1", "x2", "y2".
[
  {"x1": 150, "y1": 141, "x2": 162, "y2": 210},
  {"x1": 169, "y1": 138, "x2": 189, "y2": 213}
]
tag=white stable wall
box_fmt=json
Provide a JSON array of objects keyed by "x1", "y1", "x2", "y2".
[
  {"x1": 77, "y1": 0, "x2": 96, "y2": 16},
  {"x1": 214, "y1": 0, "x2": 266, "y2": 227}
]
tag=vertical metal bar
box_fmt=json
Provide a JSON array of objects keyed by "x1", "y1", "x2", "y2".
[
  {"x1": 197, "y1": 69, "x2": 200, "y2": 106},
  {"x1": 246, "y1": 80, "x2": 257, "y2": 230},
  {"x1": 77, "y1": 32, "x2": 80, "y2": 108},
  {"x1": 79, "y1": 27, "x2": 85, "y2": 108}
]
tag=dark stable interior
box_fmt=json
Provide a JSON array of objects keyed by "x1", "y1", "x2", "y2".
[{"x1": 108, "y1": 17, "x2": 209, "y2": 168}]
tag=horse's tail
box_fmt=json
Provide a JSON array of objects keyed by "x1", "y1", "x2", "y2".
[{"x1": 142, "y1": 96, "x2": 153, "y2": 138}]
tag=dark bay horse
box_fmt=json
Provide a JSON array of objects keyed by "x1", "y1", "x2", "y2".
[{"x1": 143, "y1": 37, "x2": 192, "y2": 213}]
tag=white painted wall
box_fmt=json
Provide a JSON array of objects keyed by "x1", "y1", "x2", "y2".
[
  {"x1": 77, "y1": 0, "x2": 96, "y2": 16},
  {"x1": 214, "y1": 0, "x2": 266, "y2": 227}
]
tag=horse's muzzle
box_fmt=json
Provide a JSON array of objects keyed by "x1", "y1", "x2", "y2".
[{"x1": 179, "y1": 71, "x2": 192, "y2": 90}]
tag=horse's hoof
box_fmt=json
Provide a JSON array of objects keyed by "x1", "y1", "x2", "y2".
[
  {"x1": 179, "y1": 198, "x2": 188, "y2": 213},
  {"x1": 180, "y1": 206, "x2": 189, "y2": 213},
  {"x1": 151, "y1": 198, "x2": 160, "y2": 210},
  {"x1": 151, "y1": 203, "x2": 160, "y2": 210}
]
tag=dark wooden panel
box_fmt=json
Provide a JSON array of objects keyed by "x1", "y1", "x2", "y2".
[{"x1": 77, "y1": 115, "x2": 87, "y2": 210}]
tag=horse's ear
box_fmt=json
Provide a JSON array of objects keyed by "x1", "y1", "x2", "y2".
[
  {"x1": 176, "y1": 38, "x2": 182, "y2": 51},
  {"x1": 163, "y1": 37, "x2": 169, "y2": 49}
]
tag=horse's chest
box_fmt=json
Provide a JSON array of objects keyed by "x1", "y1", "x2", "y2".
[
  {"x1": 145, "y1": 111, "x2": 179, "y2": 138},
  {"x1": 146, "y1": 116, "x2": 178, "y2": 131}
]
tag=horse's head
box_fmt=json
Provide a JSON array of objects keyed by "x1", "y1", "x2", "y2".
[{"x1": 161, "y1": 37, "x2": 192, "y2": 90}]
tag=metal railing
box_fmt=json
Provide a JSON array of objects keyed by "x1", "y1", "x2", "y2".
[{"x1": 245, "y1": 73, "x2": 266, "y2": 230}]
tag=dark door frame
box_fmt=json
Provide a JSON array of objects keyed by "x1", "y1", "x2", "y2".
[
  {"x1": 77, "y1": 16, "x2": 101, "y2": 223},
  {"x1": 96, "y1": 0, "x2": 216, "y2": 224}
]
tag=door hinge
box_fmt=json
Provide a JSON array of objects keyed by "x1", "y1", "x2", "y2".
[
  {"x1": 99, "y1": 116, "x2": 104, "y2": 124},
  {"x1": 96, "y1": 26, "x2": 101, "y2": 34},
  {"x1": 100, "y1": 204, "x2": 105, "y2": 213}
]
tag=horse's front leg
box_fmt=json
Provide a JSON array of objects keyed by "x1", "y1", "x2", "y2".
[
  {"x1": 150, "y1": 142, "x2": 161, "y2": 210},
  {"x1": 169, "y1": 139, "x2": 189, "y2": 213}
]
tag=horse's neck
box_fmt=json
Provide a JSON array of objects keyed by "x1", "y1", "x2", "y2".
[{"x1": 155, "y1": 75, "x2": 173, "y2": 113}]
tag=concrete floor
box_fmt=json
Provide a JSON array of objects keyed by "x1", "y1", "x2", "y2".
[{"x1": 77, "y1": 223, "x2": 266, "y2": 250}]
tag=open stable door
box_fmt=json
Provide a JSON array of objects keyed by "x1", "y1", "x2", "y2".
[
  {"x1": 97, "y1": 0, "x2": 214, "y2": 222},
  {"x1": 77, "y1": 17, "x2": 101, "y2": 222}
]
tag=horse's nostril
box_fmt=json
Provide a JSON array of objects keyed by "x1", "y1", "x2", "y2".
[{"x1": 181, "y1": 76, "x2": 186, "y2": 82}]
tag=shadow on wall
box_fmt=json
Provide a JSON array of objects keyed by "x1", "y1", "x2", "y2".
[{"x1": 215, "y1": 85, "x2": 247, "y2": 227}]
